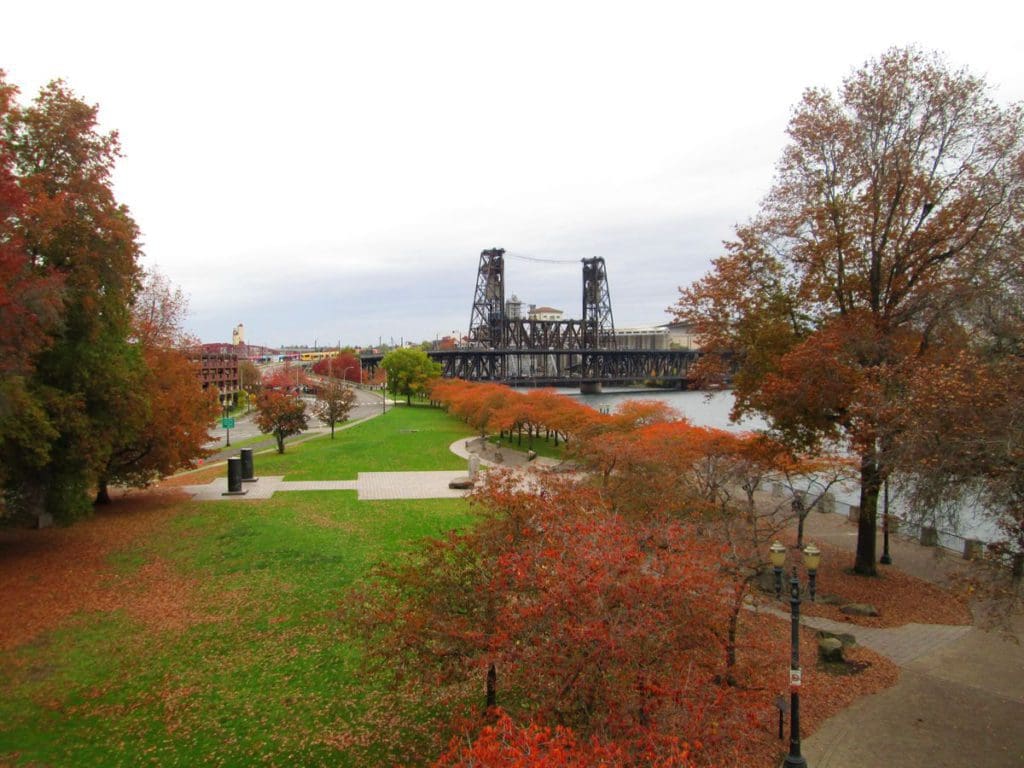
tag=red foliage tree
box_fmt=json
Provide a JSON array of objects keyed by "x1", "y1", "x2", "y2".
[
  {"x1": 96, "y1": 269, "x2": 219, "y2": 502},
  {"x1": 434, "y1": 709, "x2": 696, "y2": 768},
  {"x1": 254, "y1": 390, "x2": 308, "y2": 453},
  {"x1": 353, "y1": 472, "x2": 760, "y2": 765},
  {"x1": 311, "y1": 352, "x2": 362, "y2": 382}
]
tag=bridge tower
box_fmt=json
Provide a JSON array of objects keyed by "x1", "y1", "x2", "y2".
[
  {"x1": 582, "y1": 257, "x2": 615, "y2": 348},
  {"x1": 468, "y1": 248, "x2": 506, "y2": 349}
]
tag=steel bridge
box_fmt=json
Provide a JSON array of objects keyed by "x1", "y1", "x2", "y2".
[{"x1": 362, "y1": 248, "x2": 699, "y2": 390}]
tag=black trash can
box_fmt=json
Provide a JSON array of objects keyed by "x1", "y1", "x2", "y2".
[
  {"x1": 240, "y1": 448, "x2": 256, "y2": 482},
  {"x1": 223, "y1": 456, "x2": 246, "y2": 496}
]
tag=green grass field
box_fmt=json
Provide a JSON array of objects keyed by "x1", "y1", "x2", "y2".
[
  {"x1": 255, "y1": 405, "x2": 476, "y2": 480},
  {"x1": 0, "y1": 405, "x2": 478, "y2": 766},
  {"x1": 488, "y1": 430, "x2": 565, "y2": 460}
]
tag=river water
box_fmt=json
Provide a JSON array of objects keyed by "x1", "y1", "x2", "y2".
[
  {"x1": 560, "y1": 387, "x2": 766, "y2": 433},
  {"x1": 554, "y1": 386, "x2": 998, "y2": 544}
]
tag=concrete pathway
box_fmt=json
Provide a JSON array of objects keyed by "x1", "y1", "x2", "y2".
[
  {"x1": 183, "y1": 470, "x2": 473, "y2": 502},
  {"x1": 760, "y1": 602, "x2": 973, "y2": 667},
  {"x1": 794, "y1": 512, "x2": 1024, "y2": 767}
]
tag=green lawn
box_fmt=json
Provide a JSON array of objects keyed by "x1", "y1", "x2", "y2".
[
  {"x1": 0, "y1": 405, "x2": 478, "y2": 766},
  {"x1": 488, "y1": 430, "x2": 566, "y2": 460},
  {"x1": 254, "y1": 405, "x2": 476, "y2": 480}
]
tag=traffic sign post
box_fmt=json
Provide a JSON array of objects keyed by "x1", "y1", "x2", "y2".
[{"x1": 222, "y1": 416, "x2": 235, "y2": 446}]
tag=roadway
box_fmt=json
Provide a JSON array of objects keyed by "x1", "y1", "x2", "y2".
[{"x1": 204, "y1": 386, "x2": 387, "y2": 461}]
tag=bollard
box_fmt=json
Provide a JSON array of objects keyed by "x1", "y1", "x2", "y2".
[
  {"x1": 468, "y1": 455, "x2": 480, "y2": 479},
  {"x1": 963, "y1": 539, "x2": 983, "y2": 561},
  {"x1": 820, "y1": 492, "x2": 836, "y2": 514},
  {"x1": 223, "y1": 456, "x2": 248, "y2": 496},
  {"x1": 240, "y1": 448, "x2": 258, "y2": 482}
]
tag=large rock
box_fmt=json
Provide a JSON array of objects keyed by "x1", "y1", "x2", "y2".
[
  {"x1": 817, "y1": 629, "x2": 857, "y2": 647},
  {"x1": 448, "y1": 476, "x2": 474, "y2": 490},
  {"x1": 818, "y1": 637, "x2": 845, "y2": 663},
  {"x1": 841, "y1": 603, "x2": 880, "y2": 617}
]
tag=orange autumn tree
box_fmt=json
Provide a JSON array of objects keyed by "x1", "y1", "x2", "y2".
[
  {"x1": 96, "y1": 269, "x2": 219, "y2": 501},
  {"x1": 352, "y1": 471, "x2": 760, "y2": 766},
  {"x1": 675, "y1": 48, "x2": 1024, "y2": 575},
  {"x1": 896, "y1": 352, "x2": 1024, "y2": 578}
]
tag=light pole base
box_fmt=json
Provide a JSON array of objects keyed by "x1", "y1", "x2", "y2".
[{"x1": 782, "y1": 755, "x2": 807, "y2": 767}]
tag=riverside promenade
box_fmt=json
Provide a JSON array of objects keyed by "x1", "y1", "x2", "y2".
[{"x1": 799, "y1": 512, "x2": 1024, "y2": 767}]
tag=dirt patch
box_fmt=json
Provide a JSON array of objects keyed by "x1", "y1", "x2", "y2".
[
  {"x1": 159, "y1": 465, "x2": 224, "y2": 488},
  {"x1": 302, "y1": 511, "x2": 358, "y2": 533}
]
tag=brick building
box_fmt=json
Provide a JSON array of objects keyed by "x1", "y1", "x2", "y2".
[{"x1": 192, "y1": 344, "x2": 240, "y2": 406}]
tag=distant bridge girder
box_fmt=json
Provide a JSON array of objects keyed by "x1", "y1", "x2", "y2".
[{"x1": 361, "y1": 348, "x2": 700, "y2": 387}]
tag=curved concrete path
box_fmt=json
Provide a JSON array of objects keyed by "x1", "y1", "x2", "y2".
[{"x1": 795, "y1": 513, "x2": 1024, "y2": 767}]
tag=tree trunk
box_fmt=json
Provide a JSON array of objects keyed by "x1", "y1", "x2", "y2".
[
  {"x1": 854, "y1": 449, "x2": 880, "y2": 575},
  {"x1": 95, "y1": 479, "x2": 111, "y2": 505},
  {"x1": 797, "y1": 511, "x2": 806, "y2": 549},
  {"x1": 726, "y1": 591, "x2": 741, "y2": 670},
  {"x1": 276, "y1": 431, "x2": 286, "y2": 454},
  {"x1": 486, "y1": 662, "x2": 497, "y2": 709},
  {"x1": 330, "y1": 422, "x2": 335, "y2": 439}
]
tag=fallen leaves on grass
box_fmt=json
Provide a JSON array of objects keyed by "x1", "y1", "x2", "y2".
[{"x1": 0, "y1": 488, "x2": 221, "y2": 651}]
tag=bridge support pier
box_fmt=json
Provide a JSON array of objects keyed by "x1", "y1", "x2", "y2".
[{"x1": 580, "y1": 381, "x2": 603, "y2": 395}]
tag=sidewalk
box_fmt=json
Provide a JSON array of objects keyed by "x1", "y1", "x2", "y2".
[{"x1": 797, "y1": 512, "x2": 1024, "y2": 767}]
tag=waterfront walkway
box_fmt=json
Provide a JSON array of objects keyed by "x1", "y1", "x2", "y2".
[{"x1": 797, "y1": 512, "x2": 1024, "y2": 767}]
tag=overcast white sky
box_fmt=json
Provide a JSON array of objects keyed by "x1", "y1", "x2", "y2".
[{"x1": 3, "y1": 1, "x2": 1022, "y2": 348}]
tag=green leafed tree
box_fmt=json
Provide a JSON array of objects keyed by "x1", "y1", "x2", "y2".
[
  {"x1": 1, "y1": 76, "x2": 144, "y2": 521},
  {"x1": 675, "y1": 48, "x2": 1024, "y2": 575},
  {"x1": 381, "y1": 348, "x2": 441, "y2": 405}
]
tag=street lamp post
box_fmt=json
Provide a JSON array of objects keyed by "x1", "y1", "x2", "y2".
[
  {"x1": 880, "y1": 477, "x2": 893, "y2": 565},
  {"x1": 769, "y1": 541, "x2": 822, "y2": 768}
]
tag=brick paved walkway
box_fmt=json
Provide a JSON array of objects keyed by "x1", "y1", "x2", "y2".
[{"x1": 760, "y1": 603, "x2": 972, "y2": 666}]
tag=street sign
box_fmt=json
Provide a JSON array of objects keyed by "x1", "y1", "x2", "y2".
[
  {"x1": 222, "y1": 417, "x2": 236, "y2": 429},
  {"x1": 789, "y1": 668, "x2": 802, "y2": 688}
]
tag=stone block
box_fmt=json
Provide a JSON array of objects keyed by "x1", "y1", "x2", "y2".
[
  {"x1": 448, "y1": 476, "x2": 474, "y2": 490},
  {"x1": 818, "y1": 637, "x2": 845, "y2": 663},
  {"x1": 841, "y1": 603, "x2": 879, "y2": 617},
  {"x1": 920, "y1": 526, "x2": 939, "y2": 547}
]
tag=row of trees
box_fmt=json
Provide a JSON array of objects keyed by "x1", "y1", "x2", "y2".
[
  {"x1": 0, "y1": 73, "x2": 217, "y2": 521},
  {"x1": 348, "y1": 379, "x2": 851, "y2": 764},
  {"x1": 675, "y1": 47, "x2": 1024, "y2": 576}
]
